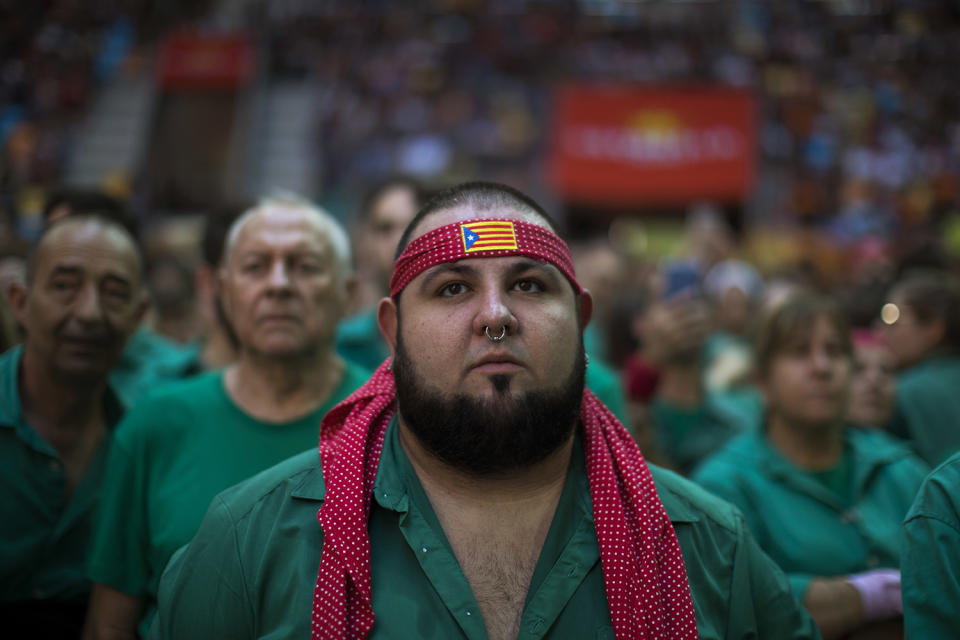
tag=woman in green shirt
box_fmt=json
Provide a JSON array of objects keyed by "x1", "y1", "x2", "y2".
[
  {"x1": 694, "y1": 294, "x2": 928, "y2": 639},
  {"x1": 881, "y1": 270, "x2": 960, "y2": 466}
]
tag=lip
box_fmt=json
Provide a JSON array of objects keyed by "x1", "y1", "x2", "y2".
[
  {"x1": 470, "y1": 353, "x2": 525, "y2": 373},
  {"x1": 258, "y1": 314, "x2": 301, "y2": 324}
]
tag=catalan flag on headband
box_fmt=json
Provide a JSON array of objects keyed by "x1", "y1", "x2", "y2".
[{"x1": 460, "y1": 221, "x2": 519, "y2": 253}]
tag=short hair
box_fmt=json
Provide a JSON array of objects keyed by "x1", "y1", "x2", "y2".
[
  {"x1": 26, "y1": 214, "x2": 143, "y2": 285},
  {"x1": 223, "y1": 194, "x2": 352, "y2": 281},
  {"x1": 394, "y1": 181, "x2": 560, "y2": 260},
  {"x1": 42, "y1": 188, "x2": 139, "y2": 241},
  {"x1": 202, "y1": 205, "x2": 248, "y2": 268},
  {"x1": 359, "y1": 176, "x2": 427, "y2": 223},
  {"x1": 754, "y1": 293, "x2": 852, "y2": 378},
  {"x1": 891, "y1": 269, "x2": 960, "y2": 351}
]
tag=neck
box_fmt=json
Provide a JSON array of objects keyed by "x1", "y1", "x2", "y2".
[
  {"x1": 766, "y1": 413, "x2": 845, "y2": 470},
  {"x1": 224, "y1": 348, "x2": 344, "y2": 422},
  {"x1": 18, "y1": 347, "x2": 107, "y2": 444},
  {"x1": 200, "y1": 325, "x2": 237, "y2": 370},
  {"x1": 397, "y1": 420, "x2": 575, "y2": 505},
  {"x1": 657, "y1": 360, "x2": 703, "y2": 408}
]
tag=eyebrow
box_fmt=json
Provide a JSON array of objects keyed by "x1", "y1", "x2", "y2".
[
  {"x1": 417, "y1": 258, "x2": 565, "y2": 293},
  {"x1": 48, "y1": 265, "x2": 83, "y2": 279}
]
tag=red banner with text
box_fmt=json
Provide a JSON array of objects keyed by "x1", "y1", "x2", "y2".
[
  {"x1": 158, "y1": 33, "x2": 254, "y2": 90},
  {"x1": 549, "y1": 86, "x2": 757, "y2": 207}
]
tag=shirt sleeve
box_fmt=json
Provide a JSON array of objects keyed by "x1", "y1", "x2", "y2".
[
  {"x1": 149, "y1": 495, "x2": 253, "y2": 640},
  {"x1": 87, "y1": 424, "x2": 151, "y2": 597},
  {"x1": 727, "y1": 514, "x2": 822, "y2": 639},
  {"x1": 902, "y1": 512, "x2": 960, "y2": 639}
]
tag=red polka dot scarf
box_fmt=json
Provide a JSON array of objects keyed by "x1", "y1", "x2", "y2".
[
  {"x1": 312, "y1": 364, "x2": 699, "y2": 639},
  {"x1": 389, "y1": 218, "x2": 584, "y2": 297}
]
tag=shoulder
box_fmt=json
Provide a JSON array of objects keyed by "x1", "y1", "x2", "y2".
[
  {"x1": 905, "y1": 452, "x2": 960, "y2": 528},
  {"x1": 691, "y1": 432, "x2": 758, "y2": 480},
  {"x1": 650, "y1": 464, "x2": 742, "y2": 534},
  {"x1": 0, "y1": 346, "x2": 21, "y2": 424},
  {"x1": 211, "y1": 448, "x2": 325, "y2": 525},
  {"x1": 848, "y1": 428, "x2": 929, "y2": 476},
  {"x1": 112, "y1": 372, "x2": 226, "y2": 444}
]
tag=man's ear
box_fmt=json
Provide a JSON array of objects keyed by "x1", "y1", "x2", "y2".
[
  {"x1": 342, "y1": 274, "x2": 358, "y2": 316},
  {"x1": 7, "y1": 281, "x2": 28, "y2": 327},
  {"x1": 577, "y1": 289, "x2": 594, "y2": 329},
  {"x1": 377, "y1": 296, "x2": 398, "y2": 359}
]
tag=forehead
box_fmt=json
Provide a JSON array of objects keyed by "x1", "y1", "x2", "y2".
[
  {"x1": 408, "y1": 205, "x2": 549, "y2": 245},
  {"x1": 233, "y1": 207, "x2": 331, "y2": 254},
  {"x1": 371, "y1": 187, "x2": 417, "y2": 220},
  {"x1": 35, "y1": 221, "x2": 140, "y2": 279}
]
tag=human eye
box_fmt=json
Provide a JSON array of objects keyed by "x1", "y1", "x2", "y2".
[
  {"x1": 513, "y1": 278, "x2": 544, "y2": 293},
  {"x1": 241, "y1": 259, "x2": 265, "y2": 274},
  {"x1": 438, "y1": 281, "x2": 468, "y2": 297},
  {"x1": 50, "y1": 276, "x2": 79, "y2": 294},
  {"x1": 297, "y1": 259, "x2": 323, "y2": 274}
]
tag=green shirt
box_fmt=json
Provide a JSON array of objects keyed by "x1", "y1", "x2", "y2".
[
  {"x1": 88, "y1": 363, "x2": 369, "y2": 636},
  {"x1": 649, "y1": 389, "x2": 760, "y2": 475},
  {"x1": 151, "y1": 417, "x2": 819, "y2": 639},
  {"x1": 889, "y1": 354, "x2": 960, "y2": 466},
  {"x1": 0, "y1": 345, "x2": 124, "y2": 604},
  {"x1": 693, "y1": 428, "x2": 929, "y2": 600},
  {"x1": 901, "y1": 451, "x2": 960, "y2": 639},
  {"x1": 109, "y1": 326, "x2": 201, "y2": 407}
]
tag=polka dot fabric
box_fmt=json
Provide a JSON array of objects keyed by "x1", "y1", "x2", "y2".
[
  {"x1": 312, "y1": 362, "x2": 698, "y2": 640},
  {"x1": 388, "y1": 218, "x2": 584, "y2": 297}
]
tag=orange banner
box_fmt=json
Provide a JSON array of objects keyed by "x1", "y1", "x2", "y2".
[{"x1": 549, "y1": 86, "x2": 757, "y2": 207}]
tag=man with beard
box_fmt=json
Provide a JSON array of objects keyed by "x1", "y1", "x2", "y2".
[
  {"x1": 150, "y1": 183, "x2": 818, "y2": 639},
  {"x1": 0, "y1": 215, "x2": 147, "y2": 638}
]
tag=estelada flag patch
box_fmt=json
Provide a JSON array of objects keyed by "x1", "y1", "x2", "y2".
[{"x1": 460, "y1": 221, "x2": 519, "y2": 253}]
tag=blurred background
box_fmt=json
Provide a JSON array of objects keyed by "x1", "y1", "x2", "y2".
[{"x1": 1, "y1": 0, "x2": 958, "y2": 345}]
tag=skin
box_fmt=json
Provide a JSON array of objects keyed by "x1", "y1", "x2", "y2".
[
  {"x1": 880, "y1": 294, "x2": 944, "y2": 371},
  {"x1": 377, "y1": 204, "x2": 593, "y2": 640},
  {"x1": 10, "y1": 220, "x2": 146, "y2": 639},
  {"x1": 761, "y1": 315, "x2": 883, "y2": 639},
  {"x1": 360, "y1": 185, "x2": 419, "y2": 293},
  {"x1": 846, "y1": 343, "x2": 896, "y2": 428},
  {"x1": 85, "y1": 205, "x2": 354, "y2": 640}
]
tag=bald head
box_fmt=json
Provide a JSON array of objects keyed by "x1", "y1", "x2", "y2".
[{"x1": 28, "y1": 215, "x2": 142, "y2": 287}]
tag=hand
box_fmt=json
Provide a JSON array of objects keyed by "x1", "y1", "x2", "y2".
[
  {"x1": 845, "y1": 568, "x2": 902, "y2": 622},
  {"x1": 641, "y1": 297, "x2": 710, "y2": 367}
]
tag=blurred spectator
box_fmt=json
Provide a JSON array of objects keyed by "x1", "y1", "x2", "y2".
[
  {"x1": 882, "y1": 270, "x2": 960, "y2": 466},
  {"x1": 638, "y1": 291, "x2": 757, "y2": 475},
  {"x1": 694, "y1": 294, "x2": 928, "y2": 639},
  {"x1": 41, "y1": 188, "x2": 196, "y2": 406},
  {"x1": 901, "y1": 451, "x2": 960, "y2": 639},
  {"x1": 0, "y1": 214, "x2": 146, "y2": 637},
  {"x1": 570, "y1": 235, "x2": 624, "y2": 365},
  {"x1": 85, "y1": 196, "x2": 370, "y2": 639},
  {"x1": 702, "y1": 259, "x2": 764, "y2": 391},
  {"x1": 336, "y1": 177, "x2": 424, "y2": 371},
  {"x1": 846, "y1": 329, "x2": 896, "y2": 430}
]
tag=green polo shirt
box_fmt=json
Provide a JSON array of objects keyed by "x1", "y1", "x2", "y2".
[
  {"x1": 693, "y1": 427, "x2": 929, "y2": 600},
  {"x1": 108, "y1": 326, "x2": 201, "y2": 407},
  {"x1": 889, "y1": 354, "x2": 960, "y2": 466},
  {"x1": 0, "y1": 345, "x2": 124, "y2": 604},
  {"x1": 150, "y1": 417, "x2": 819, "y2": 639},
  {"x1": 902, "y1": 451, "x2": 960, "y2": 639},
  {"x1": 88, "y1": 362, "x2": 369, "y2": 637}
]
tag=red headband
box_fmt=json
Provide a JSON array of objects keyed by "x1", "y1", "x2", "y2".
[{"x1": 389, "y1": 218, "x2": 583, "y2": 297}]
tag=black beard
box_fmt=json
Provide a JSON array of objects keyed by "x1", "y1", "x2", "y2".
[{"x1": 392, "y1": 328, "x2": 586, "y2": 476}]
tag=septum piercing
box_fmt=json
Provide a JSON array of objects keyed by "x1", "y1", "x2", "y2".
[{"x1": 484, "y1": 325, "x2": 507, "y2": 342}]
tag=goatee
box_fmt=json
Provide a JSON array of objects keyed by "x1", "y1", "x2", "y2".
[{"x1": 392, "y1": 332, "x2": 585, "y2": 476}]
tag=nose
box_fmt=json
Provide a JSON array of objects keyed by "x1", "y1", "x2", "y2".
[
  {"x1": 266, "y1": 260, "x2": 292, "y2": 294},
  {"x1": 810, "y1": 348, "x2": 834, "y2": 376},
  {"x1": 473, "y1": 285, "x2": 517, "y2": 339},
  {"x1": 74, "y1": 283, "x2": 104, "y2": 324}
]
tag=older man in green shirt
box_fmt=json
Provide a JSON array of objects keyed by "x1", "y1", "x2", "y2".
[
  {"x1": 0, "y1": 214, "x2": 147, "y2": 637},
  {"x1": 152, "y1": 182, "x2": 817, "y2": 639}
]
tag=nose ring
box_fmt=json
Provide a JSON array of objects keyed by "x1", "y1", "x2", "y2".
[{"x1": 484, "y1": 325, "x2": 507, "y2": 343}]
